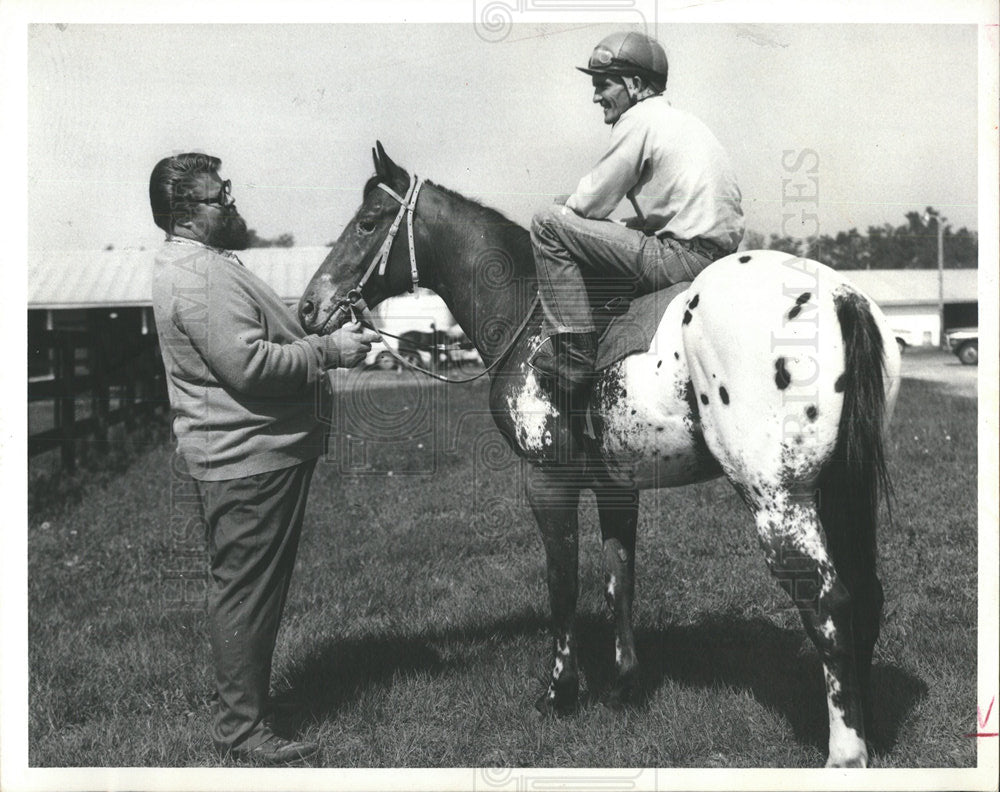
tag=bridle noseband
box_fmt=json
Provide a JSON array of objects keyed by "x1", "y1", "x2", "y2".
[{"x1": 326, "y1": 174, "x2": 539, "y2": 384}]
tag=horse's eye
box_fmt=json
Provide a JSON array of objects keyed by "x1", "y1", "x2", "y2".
[{"x1": 358, "y1": 219, "x2": 376, "y2": 235}]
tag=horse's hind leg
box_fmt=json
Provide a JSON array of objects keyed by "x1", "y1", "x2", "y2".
[
  {"x1": 849, "y1": 557, "x2": 883, "y2": 739},
  {"x1": 679, "y1": 252, "x2": 896, "y2": 765},
  {"x1": 527, "y1": 463, "x2": 582, "y2": 715},
  {"x1": 817, "y1": 483, "x2": 884, "y2": 738},
  {"x1": 595, "y1": 480, "x2": 639, "y2": 708},
  {"x1": 753, "y1": 492, "x2": 869, "y2": 767}
]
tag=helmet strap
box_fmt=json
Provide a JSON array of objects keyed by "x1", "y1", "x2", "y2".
[{"x1": 621, "y1": 75, "x2": 657, "y2": 104}]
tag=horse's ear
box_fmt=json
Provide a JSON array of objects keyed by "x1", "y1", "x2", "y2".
[
  {"x1": 372, "y1": 144, "x2": 382, "y2": 177},
  {"x1": 374, "y1": 140, "x2": 405, "y2": 183}
]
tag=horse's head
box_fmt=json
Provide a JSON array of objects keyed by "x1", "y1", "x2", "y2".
[{"x1": 298, "y1": 141, "x2": 420, "y2": 335}]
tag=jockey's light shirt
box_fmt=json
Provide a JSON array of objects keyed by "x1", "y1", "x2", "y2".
[
  {"x1": 566, "y1": 95, "x2": 744, "y2": 253},
  {"x1": 152, "y1": 238, "x2": 330, "y2": 481}
]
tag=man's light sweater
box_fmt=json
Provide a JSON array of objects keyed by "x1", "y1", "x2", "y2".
[
  {"x1": 567, "y1": 95, "x2": 744, "y2": 253},
  {"x1": 152, "y1": 238, "x2": 334, "y2": 481}
]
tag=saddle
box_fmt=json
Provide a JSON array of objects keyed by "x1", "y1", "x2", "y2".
[
  {"x1": 566, "y1": 281, "x2": 691, "y2": 482},
  {"x1": 591, "y1": 280, "x2": 690, "y2": 371},
  {"x1": 515, "y1": 281, "x2": 690, "y2": 472}
]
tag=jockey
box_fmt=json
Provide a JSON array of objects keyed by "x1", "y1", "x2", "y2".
[{"x1": 529, "y1": 31, "x2": 745, "y2": 396}]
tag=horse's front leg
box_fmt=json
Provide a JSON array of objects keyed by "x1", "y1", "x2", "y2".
[
  {"x1": 526, "y1": 462, "x2": 582, "y2": 716},
  {"x1": 595, "y1": 481, "x2": 639, "y2": 709}
]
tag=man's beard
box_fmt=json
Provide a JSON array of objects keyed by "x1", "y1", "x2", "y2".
[{"x1": 206, "y1": 209, "x2": 250, "y2": 250}]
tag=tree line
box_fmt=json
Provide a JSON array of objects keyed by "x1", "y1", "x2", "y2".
[
  {"x1": 744, "y1": 208, "x2": 977, "y2": 270},
  {"x1": 107, "y1": 230, "x2": 297, "y2": 250},
  {"x1": 245, "y1": 229, "x2": 295, "y2": 248},
  {"x1": 225, "y1": 207, "x2": 982, "y2": 269}
]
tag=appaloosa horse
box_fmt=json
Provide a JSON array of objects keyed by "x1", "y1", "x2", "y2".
[{"x1": 298, "y1": 143, "x2": 901, "y2": 767}]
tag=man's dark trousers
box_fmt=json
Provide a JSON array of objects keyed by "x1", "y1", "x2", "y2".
[{"x1": 195, "y1": 458, "x2": 318, "y2": 753}]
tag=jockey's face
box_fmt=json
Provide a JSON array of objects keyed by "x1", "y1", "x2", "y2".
[{"x1": 592, "y1": 75, "x2": 631, "y2": 125}]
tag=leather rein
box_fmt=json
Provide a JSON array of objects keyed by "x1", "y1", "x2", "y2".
[{"x1": 327, "y1": 175, "x2": 538, "y2": 384}]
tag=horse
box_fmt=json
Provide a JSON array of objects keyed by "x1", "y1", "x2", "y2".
[{"x1": 298, "y1": 142, "x2": 902, "y2": 768}]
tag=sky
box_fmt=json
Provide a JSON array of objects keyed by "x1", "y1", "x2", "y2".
[{"x1": 25, "y1": 20, "x2": 980, "y2": 253}]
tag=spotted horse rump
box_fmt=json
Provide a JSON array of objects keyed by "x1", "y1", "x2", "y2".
[{"x1": 298, "y1": 143, "x2": 902, "y2": 768}]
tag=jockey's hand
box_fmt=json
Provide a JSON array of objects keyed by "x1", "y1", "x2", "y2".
[
  {"x1": 326, "y1": 322, "x2": 380, "y2": 368},
  {"x1": 552, "y1": 194, "x2": 571, "y2": 206}
]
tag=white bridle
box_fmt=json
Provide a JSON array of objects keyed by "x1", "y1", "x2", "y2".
[{"x1": 328, "y1": 173, "x2": 538, "y2": 384}]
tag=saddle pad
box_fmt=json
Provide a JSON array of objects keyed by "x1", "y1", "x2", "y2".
[{"x1": 594, "y1": 280, "x2": 690, "y2": 371}]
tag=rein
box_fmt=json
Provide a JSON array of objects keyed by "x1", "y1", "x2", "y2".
[
  {"x1": 354, "y1": 297, "x2": 538, "y2": 384},
  {"x1": 332, "y1": 174, "x2": 539, "y2": 385}
]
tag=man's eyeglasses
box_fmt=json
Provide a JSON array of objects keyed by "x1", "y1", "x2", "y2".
[{"x1": 185, "y1": 179, "x2": 233, "y2": 207}]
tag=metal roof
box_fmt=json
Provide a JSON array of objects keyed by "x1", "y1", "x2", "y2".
[
  {"x1": 28, "y1": 247, "x2": 980, "y2": 310},
  {"x1": 27, "y1": 246, "x2": 458, "y2": 330},
  {"x1": 27, "y1": 246, "x2": 331, "y2": 310},
  {"x1": 840, "y1": 268, "x2": 979, "y2": 306},
  {"x1": 29, "y1": 248, "x2": 152, "y2": 310}
]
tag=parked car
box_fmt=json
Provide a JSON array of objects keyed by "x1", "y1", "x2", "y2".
[
  {"x1": 400, "y1": 328, "x2": 481, "y2": 368},
  {"x1": 892, "y1": 329, "x2": 915, "y2": 354},
  {"x1": 364, "y1": 338, "x2": 428, "y2": 371},
  {"x1": 944, "y1": 327, "x2": 978, "y2": 365},
  {"x1": 359, "y1": 289, "x2": 467, "y2": 373}
]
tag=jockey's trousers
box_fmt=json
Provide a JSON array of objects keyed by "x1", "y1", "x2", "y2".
[{"x1": 530, "y1": 204, "x2": 725, "y2": 337}]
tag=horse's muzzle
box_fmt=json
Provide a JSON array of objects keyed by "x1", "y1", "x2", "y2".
[
  {"x1": 298, "y1": 293, "x2": 341, "y2": 335},
  {"x1": 301, "y1": 289, "x2": 361, "y2": 335},
  {"x1": 298, "y1": 295, "x2": 320, "y2": 331}
]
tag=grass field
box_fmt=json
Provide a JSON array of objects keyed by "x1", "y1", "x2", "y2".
[{"x1": 27, "y1": 370, "x2": 978, "y2": 768}]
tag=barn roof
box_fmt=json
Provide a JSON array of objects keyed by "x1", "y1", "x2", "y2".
[
  {"x1": 840, "y1": 268, "x2": 980, "y2": 306},
  {"x1": 28, "y1": 247, "x2": 980, "y2": 310},
  {"x1": 27, "y1": 246, "x2": 330, "y2": 310}
]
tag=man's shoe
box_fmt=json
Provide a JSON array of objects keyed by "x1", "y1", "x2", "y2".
[
  {"x1": 528, "y1": 332, "x2": 598, "y2": 396},
  {"x1": 228, "y1": 730, "x2": 319, "y2": 765}
]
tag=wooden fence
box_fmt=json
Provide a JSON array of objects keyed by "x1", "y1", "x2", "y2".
[{"x1": 28, "y1": 324, "x2": 167, "y2": 471}]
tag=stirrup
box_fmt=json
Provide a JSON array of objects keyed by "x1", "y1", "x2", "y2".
[{"x1": 527, "y1": 332, "x2": 597, "y2": 396}]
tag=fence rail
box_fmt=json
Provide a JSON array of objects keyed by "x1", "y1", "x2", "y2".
[{"x1": 28, "y1": 327, "x2": 166, "y2": 471}]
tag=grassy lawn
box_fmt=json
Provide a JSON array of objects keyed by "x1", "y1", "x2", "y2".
[{"x1": 27, "y1": 373, "x2": 978, "y2": 767}]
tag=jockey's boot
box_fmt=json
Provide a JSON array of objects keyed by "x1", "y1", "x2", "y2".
[{"x1": 528, "y1": 331, "x2": 598, "y2": 397}]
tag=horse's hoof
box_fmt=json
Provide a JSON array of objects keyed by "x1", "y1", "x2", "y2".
[
  {"x1": 534, "y1": 678, "x2": 579, "y2": 717},
  {"x1": 825, "y1": 756, "x2": 867, "y2": 768},
  {"x1": 600, "y1": 684, "x2": 630, "y2": 712},
  {"x1": 601, "y1": 669, "x2": 635, "y2": 712},
  {"x1": 824, "y1": 750, "x2": 868, "y2": 768},
  {"x1": 825, "y1": 734, "x2": 869, "y2": 767}
]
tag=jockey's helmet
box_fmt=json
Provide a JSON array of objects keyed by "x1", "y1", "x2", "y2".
[{"x1": 577, "y1": 31, "x2": 668, "y2": 89}]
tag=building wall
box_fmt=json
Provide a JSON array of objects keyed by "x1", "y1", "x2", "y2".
[{"x1": 28, "y1": 307, "x2": 152, "y2": 380}]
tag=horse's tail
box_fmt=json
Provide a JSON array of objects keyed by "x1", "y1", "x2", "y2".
[{"x1": 817, "y1": 288, "x2": 893, "y2": 582}]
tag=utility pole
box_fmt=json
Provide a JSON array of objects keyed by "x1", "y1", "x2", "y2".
[
  {"x1": 923, "y1": 209, "x2": 947, "y2": 347},
  {"x1": 938, "y1": 215, "x2": 945, "y2": 347},
  {"x1": 936, "y1": 216, "x2": 945, "y2": 347}
]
